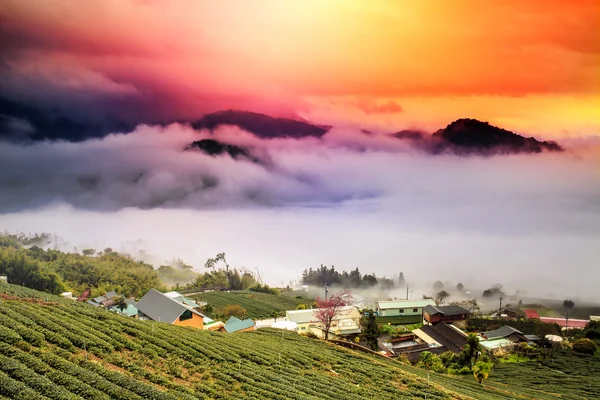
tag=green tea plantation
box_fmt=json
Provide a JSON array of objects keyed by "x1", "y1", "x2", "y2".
[{"x1": 0, "y1": 282, "x2": 597, "y2": 399}]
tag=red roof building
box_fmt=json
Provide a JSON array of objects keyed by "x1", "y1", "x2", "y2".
[
  {"x1": 524, "y1": 309, "x2": 540, "y2": 319},
  {"x1": 539, "y1": 317, "x2": 589, "y2": 329}
]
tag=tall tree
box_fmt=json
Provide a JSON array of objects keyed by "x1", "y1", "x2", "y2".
[
  {"x1": 361, "y1": 309, "x2": 380, "y2": 351},
  {"x1": 563, "y1": 299, "x2": 575, "y2": 327},
  {"x1": 456, "y1": 282, "x2": 464, "y2": 291},
  {"x1": 433, "y1": 281, "x2": 444, "y2": 292},
  {"x1": 435, "y1": 290, "x2": 451, "y2": 305},
  {"x1": 312, "y1": 290, "x2": 353, "y2": 340},
  {"x1": 113, "y1": 295, "x2": 128, "y2": 312},
  {"x1": 398, "y1": 272, "x2": 405, "y2": 287},
  {"x1": 205, "y1": 253, "x2": 230, "y2": 288}
]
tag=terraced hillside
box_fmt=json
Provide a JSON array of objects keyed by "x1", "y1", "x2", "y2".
[
  {"x1": 190, "y1": 290, "x2": 308, "y2": 319},
  {"x1": 0, "y1": 282, "x2": 596, "y2": 400}
]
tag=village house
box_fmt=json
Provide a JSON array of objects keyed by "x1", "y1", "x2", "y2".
[
  {"x1": 136, "y1": 288, "x2": 207, "y2": 329},
  {"x1": 375, "y1": 299, "x2": 436, "y2": 324},
  {"x1": 423, "y1": 305, "x2": 470, "y2": 326},
  {"x1": 285, "y1": 306, "x2": 361, "y2": 339},
  {"x1": 477, "y1": 325, "x2": 538, "y2": 353}
]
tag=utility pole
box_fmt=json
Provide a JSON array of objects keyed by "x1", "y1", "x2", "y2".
[
  {"x1": 406, "y1": 285, "x2": 409, "y2": 300},
  {"x1": 498, "y1": 293, "x2": 503, "y2": 318},
  {"x1": 324, "y1": 285, "x2": 328, "y2": 301}
]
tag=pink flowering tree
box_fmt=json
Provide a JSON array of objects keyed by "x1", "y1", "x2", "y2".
[{"x1": 312, "y1": 289, "x2": 354, "y2": 340}]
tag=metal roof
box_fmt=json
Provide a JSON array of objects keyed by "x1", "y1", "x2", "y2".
[
  {"x1": 481, "y1": 325, "x2": 523, "y2": 340},
  {"x1": 163, "y1": 291, "x2": 200, "y2": 308},
  {"x1": 224, "y1": 316, "x2": 255, "y2": 333},
  {"x1": 377, "y1": 299, "x2": 436, "y2": 309},
  {"x1": 109, "y1": 304, "x2": 138, "y2": 317},
  {"x1": 136, "y1": 288, "x2": 205, "y2": 323},
  {"x1": 423, "y1": 305, "x2": 470, "y2": 316}
]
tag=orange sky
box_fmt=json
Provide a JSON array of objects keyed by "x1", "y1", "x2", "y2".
[{"x1": 1, "y1": 0, "x2": 599, "y2": 137}]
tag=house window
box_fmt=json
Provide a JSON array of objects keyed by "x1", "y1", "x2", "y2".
[
  {"x1": 413, "y1": 308, "x2": 418, "y2": 313},
  {"x1": 300, "y1": 327, "x2": 305, "y2": 331},
  {"x1": 179, "y1": 310, "x2": 193, "y2": 321},
  {"x1": 398, "y1": 309, "x2": 404, "y2": 314}
]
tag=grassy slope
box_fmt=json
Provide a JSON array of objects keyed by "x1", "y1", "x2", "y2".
[
  {"x1": 191, "y1": 290, "x2": 308, "y2": 319},
  {"x1": 0, "y1": 282, "x2": 597, "y2": 400}
]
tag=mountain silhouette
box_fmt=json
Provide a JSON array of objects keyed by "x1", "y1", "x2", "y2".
[
  {"x1": 184, "y1": 138, "x2": 261, "y2": 163},
  {"x1": 430, "y1": 119, "x2": 563, "y2": 155},
  {"x1": 191, "y1": 110, "x2": 330, "y2": 139}
]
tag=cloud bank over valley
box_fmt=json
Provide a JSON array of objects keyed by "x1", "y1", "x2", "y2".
[{"x1": 1, "y1": 121, "x2": 599, "y2": 298}]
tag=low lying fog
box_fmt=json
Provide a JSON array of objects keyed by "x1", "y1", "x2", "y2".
[{"x1": 1, "y1": 124, "x2": 599, "y2": 299}]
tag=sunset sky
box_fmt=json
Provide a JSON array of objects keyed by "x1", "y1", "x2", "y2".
[
  {"x1": 1, "y1": 0, "x2": 599, "y2": 137},
  {"x1": 1, "y1": 1, "x2": 600, "y2": 297}
]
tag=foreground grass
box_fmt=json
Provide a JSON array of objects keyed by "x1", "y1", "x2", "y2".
[{"x1": 191, "y1": 290, "x2": 308, "y2": 319}]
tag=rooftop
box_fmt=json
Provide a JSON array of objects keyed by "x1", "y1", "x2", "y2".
[
  {"x1": 109, "y1": 303, "x2": 138, "y2": 317},
  {"x1": 136, "y1": 288, "x2": 205, "y2": 323},
  {"x1": 539, "y1": 317, "x2": 589, "y2": 328},
  {"x1": 377, "y1": 299, "x2": 436, "y2": 309},
  {"x1": 423, "y1": 305, "x2": 470, "y2": 317},
  {"x1": 224, "y1": 316, "x2": 255, "y2": 333},
  {"x1": 286, "y1": 306, "x2": 359, "y2": 324},
  {"x1": 481, "y1": 325, "x2": 523, "y2": 340},
  {"x1": 524, "y1": 309, "x2": 540, "y2": 319}
]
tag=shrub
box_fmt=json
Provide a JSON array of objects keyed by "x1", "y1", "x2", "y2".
[
  {"x1": 417, "y1": 351, "x2": 446, "y2": 373},
  {"x1": 223, "y1": 304, "x2": 247, "y2": 319},
  {"x1": 472, "y1": 361, "x2": 493, "y2": 384},
  {"x1": 572, "y1": 338, "x2": 598, "y2": 355}
]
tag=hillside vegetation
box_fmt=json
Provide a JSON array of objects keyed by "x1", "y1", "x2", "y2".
[
  {"x1": 1, "y1": 282, "x2": 598, "y2": 399},
  {"x1": 0, "y1": 233, "x2": 164, "y2": 297},
  {"x1": 190, "y1": 290, "x2": 308, "y2": 319}
]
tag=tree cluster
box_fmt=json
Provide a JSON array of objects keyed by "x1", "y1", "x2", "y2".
[
  {"x1": 416, "y1": 333, "x2": 493, "y2": 384},
  {"x1": 301, "y1": 265, "x2": 394, "y2": 289},
  {"x1": 0, "y1": 234, "x2": 163, "y2": 297}
]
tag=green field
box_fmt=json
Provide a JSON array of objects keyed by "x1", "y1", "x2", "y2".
[
  {"x1": 191, "y1": 290, "x2": 309, "y2": 319},
  {"x1": 1, "y1": 282, "x2": 598, "y2": 400},
  {"x1": 488, "y1": 351, "x2": 600, "y2": 399}
]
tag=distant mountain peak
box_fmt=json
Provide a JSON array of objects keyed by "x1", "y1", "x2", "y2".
[
  {"x1": 191, "y1": 110, "x2": 330, "y2": 139},
  {"x1": 184, "y1": 138, "x2": 260, "y2": 162},
  {"x1": 431, "y1": 118, "x2": 563, "y2": 155},
  {"x1": 390, "y1": 118, "x2": 563, "y2": 156}
]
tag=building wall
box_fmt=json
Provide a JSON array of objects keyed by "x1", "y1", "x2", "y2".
[
  {"x1": 375, "y1": 314, "x2": 423, "y2": 325},
  {"x1": 424, "y1": 312, "x2": 443, "y2": 324},
  {"x1": 380, "y1": 306, "x2": 425, "y2": 317},
  {"x1": 173, "y1": 312, "x2": 204, "y2": 329}
]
